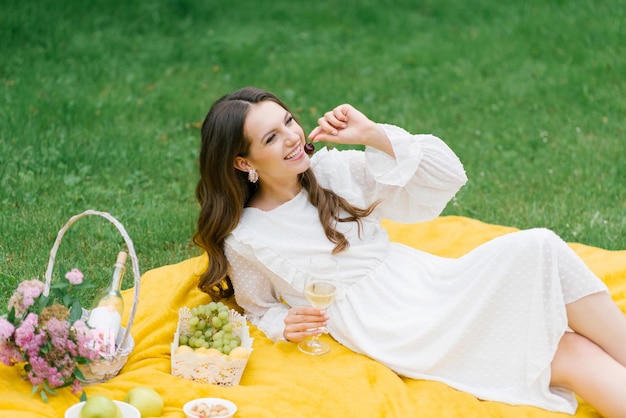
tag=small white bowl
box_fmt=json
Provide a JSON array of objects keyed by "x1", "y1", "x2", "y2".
[
  {"x1": 65, "y1": 400, "x2": 141, "y2": 418},
  {"x1": 183, "y1": 397, "x2": 237, "y2": 418}
]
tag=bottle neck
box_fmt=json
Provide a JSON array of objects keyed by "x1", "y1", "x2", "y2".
[
  {"x1": 110, "y1": 251, "x2": 128, "y2": 292},
  {"x1": 110, "y1": 262, "x2": 126, "y2": 292}
]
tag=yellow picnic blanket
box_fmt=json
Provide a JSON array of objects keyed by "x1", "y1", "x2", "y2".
[{"x1": 1, "y1": 216, "x2": 624, "y2": 417}]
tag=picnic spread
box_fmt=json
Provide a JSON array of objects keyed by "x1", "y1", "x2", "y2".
[{"x1": 1, "y1": 215, "x2": 624, "y2": 417}]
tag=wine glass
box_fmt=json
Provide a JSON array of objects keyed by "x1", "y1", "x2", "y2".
[{"x1": 298, "y1": 257, "x2": 337, "y2": 355}]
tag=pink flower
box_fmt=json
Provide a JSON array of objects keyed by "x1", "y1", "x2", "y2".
[
  {"x1": 0, "y1": 318, "x2": 15, "y2": 341},
  {"x1": 28, "y1": 355, "x2": 48, "y2": 380},
  {"x1": 46, "y1": 318, "x2": 70, "y2": 351},
  {"x1": 46, "y1": 369, "x2": 65, "y2": 387},
  {"x1": 64, "y1": 269, "x2": 84, "y2": 285},
  {"x1": 0, "y1": 343, "x2": 23, "y2": 366},
  {"x1": 71, "y1": 379, "x2": 83, "y2": 395},
  {"x1": 8, "y1": 280, "x2": 45, "y2": 317},
  {"x1": 73, "y1": 321, "x2": 100, "y2": 361},
  {"x1": 66, "y1": 339, "x2": 78, "y2": 356},
  {"x1": 14, "y1": 313, "x2": 38, "y2": 347},
  {"x1": 27, "y1": 373, "x2": 44, "y2": 387}
]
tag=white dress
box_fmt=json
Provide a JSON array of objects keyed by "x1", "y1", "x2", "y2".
[{"x1": 224, "y1": 124, "x2": 607, "y2": 414}]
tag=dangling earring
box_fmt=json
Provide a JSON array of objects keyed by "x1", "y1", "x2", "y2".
[{"x1": 248, "y1": 168, "x2": 258, "y2": 183}]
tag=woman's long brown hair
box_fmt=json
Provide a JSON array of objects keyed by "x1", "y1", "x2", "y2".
[{"x1": 194, "y1": 87, "x2": 378, "y2": 300}]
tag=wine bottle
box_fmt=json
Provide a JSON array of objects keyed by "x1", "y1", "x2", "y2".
[{"x1": 87, "y1": 251, "x2": 127, "y2": 356}]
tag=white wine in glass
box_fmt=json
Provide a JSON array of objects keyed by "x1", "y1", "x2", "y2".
[
  {"x1": 305, "y1": 281, "x2": 336, "y2": 308},
  {"x1": 298, "y1": 275, "x2": 337, "y2": 355}
]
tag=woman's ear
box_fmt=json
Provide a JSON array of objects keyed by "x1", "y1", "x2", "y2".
[{"x1": 233, "y1": 156, "x2": 250, "y2": 173}]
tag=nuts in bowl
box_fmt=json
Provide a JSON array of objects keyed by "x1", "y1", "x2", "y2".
[{"x1": 183, "y1": 397, "x2": 237, "y2": 418}]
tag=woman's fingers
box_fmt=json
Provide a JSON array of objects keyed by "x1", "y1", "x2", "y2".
[
  {"x1": 285, "y1": 324, "x2": 325, "y2": 343},
  {"x1": 307, "y1": 104, "x2": 375, "y2": 146},
  {"x1": 308, "y1": 105, "x2": 352, "y2": 141},
  {"x1": 323, "y1": 107, "x2": 349, "y2": 129},
  {"x1": 317, "y1": 116, "x2": 340, "y2": 135},
  {"x1": 284, "y1": 307, "x2": 329, "y2": 342},
  {"x1": 308, "y1": 126, "x2": 322, "y2": 140},
  {"x1": 333, "y1": 105, "x2": 349, "y2": 122},
  {"x1": 286, "y1": 307, "x2": 328, "y2": 324},
  {"x1": 321, "y1": 105, "x2": 350, "y2": 129}
]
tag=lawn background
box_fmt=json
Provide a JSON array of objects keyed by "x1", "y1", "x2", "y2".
[{"x1": 1, "y1": 0, "x2": 624, "y2": 311}]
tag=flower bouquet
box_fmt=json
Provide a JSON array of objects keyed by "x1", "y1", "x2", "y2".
[
  {"x1": 0, "y1": 270, "x2": 99, "y2": 401},
  {"x1": 0, "y1": 210, "x2": 141, "y2": 402}
]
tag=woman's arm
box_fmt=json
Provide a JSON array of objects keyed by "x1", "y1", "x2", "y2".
[
  {"x1": 366, "y1": 125, "x2": 468, "y2": 222},
  {"x1": 224, "y1": 242, "x2": 289, "y2": 341},
  {"x1": 311, "y1": 123, "x2": 467, "y2": 224}
]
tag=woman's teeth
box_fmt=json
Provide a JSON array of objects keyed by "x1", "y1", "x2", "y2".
[{"x1": 285, "y1": 146, "x2": 301, "y2": 160}]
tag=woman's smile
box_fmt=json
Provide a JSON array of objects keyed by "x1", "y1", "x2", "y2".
[{"x1": 285, "y1": 144, "x2": 304, "y2": 161}]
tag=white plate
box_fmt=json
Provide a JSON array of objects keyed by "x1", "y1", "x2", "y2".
[
  {"x1": 65, "y1": 400, "x2": 140, "y2": 418},
  {"x1": 183, "y1": 397, "x2": 237, "y2": 418}
]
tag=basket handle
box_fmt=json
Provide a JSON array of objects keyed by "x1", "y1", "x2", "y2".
[{"x1": 43, "y1": 210, "x2": 141, "y2": 358}]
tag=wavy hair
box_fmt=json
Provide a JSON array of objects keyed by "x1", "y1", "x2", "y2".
[{"x1": 193, "y1": 87, "x2": 378, "y2": 300}]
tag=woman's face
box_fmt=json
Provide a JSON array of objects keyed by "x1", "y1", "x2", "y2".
[{"x1": 239, "y1": 100, "x2": 310, "y2": 184}]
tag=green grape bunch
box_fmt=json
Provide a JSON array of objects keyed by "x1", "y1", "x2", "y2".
[{"x1": 179, "y1": 302, "x2": 242, "y2": 354}]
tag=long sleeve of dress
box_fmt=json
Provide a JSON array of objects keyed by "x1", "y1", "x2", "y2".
[
  {"x1": 224, "y1": 241, "x2": 291, "y2": 341},
  {"x1": 312, "y1": 124, "x2": 468, "y2": 223}
]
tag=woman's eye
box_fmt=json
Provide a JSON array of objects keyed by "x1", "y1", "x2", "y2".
[
  {"x1": 266, "y1": 134, "x2": 276, "y2": 144},
  {"x1": 286, "y1": 116, "x2": 294, "y2": 125}
]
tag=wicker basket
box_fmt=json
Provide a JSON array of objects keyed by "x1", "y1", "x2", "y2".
[
  {"x1": 171, "y1": 307, "x2": 253, "y2": 386},
  {"x1": 43, "y1": 210, "x2": 141, "y2": 384}
]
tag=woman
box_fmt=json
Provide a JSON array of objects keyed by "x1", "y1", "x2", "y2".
[{"x1": 194, "y1": 87, "x2": 626, "y2": 417}]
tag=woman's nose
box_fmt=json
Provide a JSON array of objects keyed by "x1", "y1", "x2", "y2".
[{"x1": 285, "y1": 129, "x2": 300, "y2": 145}]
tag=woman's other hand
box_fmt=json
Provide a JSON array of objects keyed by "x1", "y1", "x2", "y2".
[
  {"x1": 308, "y1": 104, "x2": 394, "y2": 156},
  {"x1": 283, "y1": 306, "x2": 330, "y2": 343}
]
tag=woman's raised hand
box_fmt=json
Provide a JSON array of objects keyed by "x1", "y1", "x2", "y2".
[{"x1": 308, "y1": 104, "x2": 394, "y2": 156}]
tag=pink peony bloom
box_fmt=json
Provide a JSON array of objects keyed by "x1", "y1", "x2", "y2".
[{"x1": 64, "y1": 269, "x2": 84, "y2": 285}]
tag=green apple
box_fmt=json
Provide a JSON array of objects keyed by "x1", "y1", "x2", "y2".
[
  {"x1": 124, "y1": 387, "x2": 164, "y2": 417},
  {"x1": 80, "y1": 395, "x2": 122, "y2": 418}
]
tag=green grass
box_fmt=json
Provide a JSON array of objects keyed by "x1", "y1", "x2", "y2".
[{"x1": 1, "y1": 0, "x2": 625, "y2": 313}]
